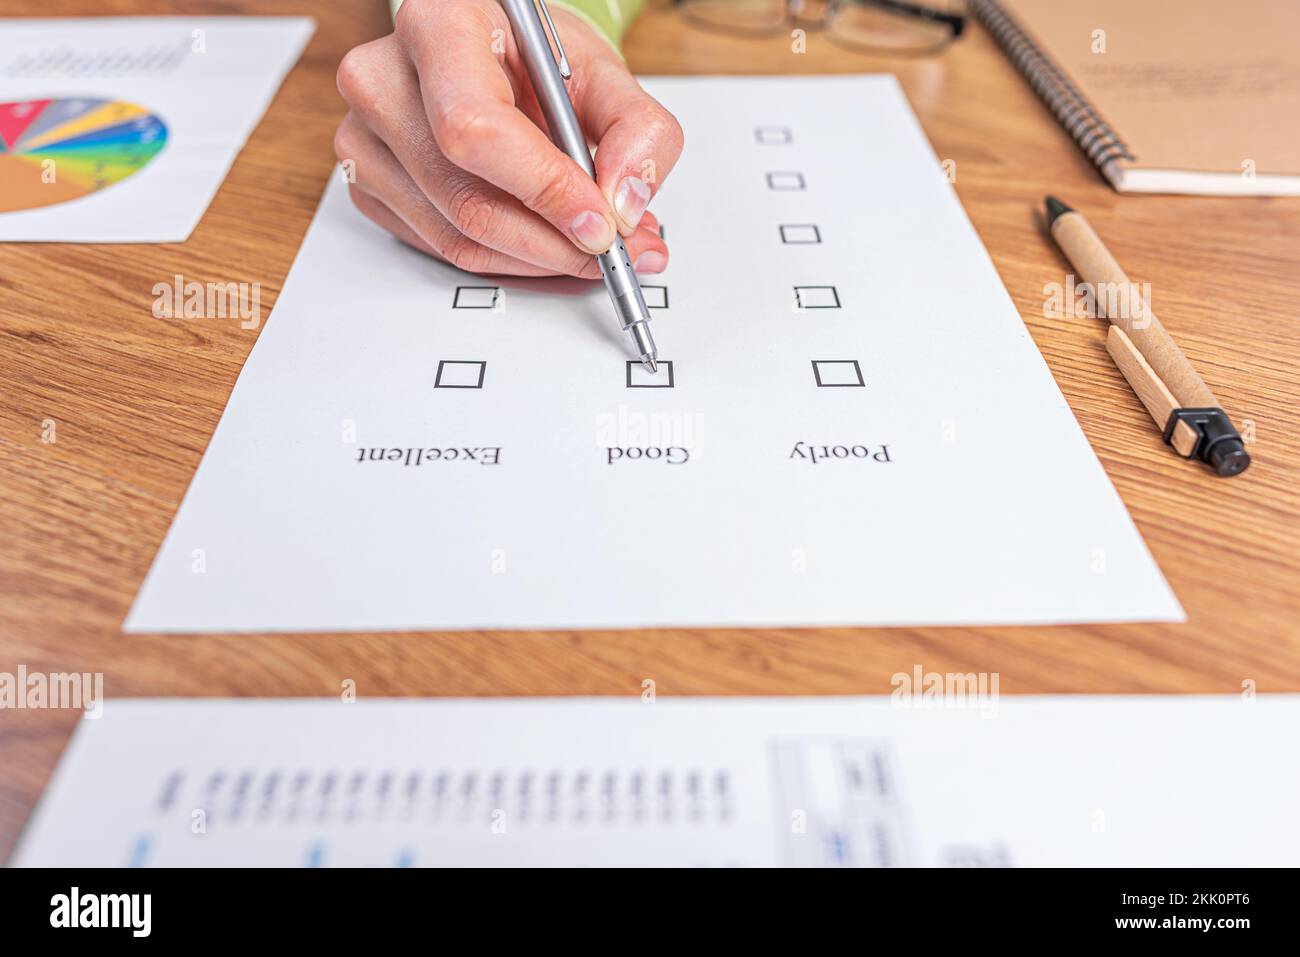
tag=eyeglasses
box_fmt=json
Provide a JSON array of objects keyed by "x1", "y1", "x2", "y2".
[{"x1": 675, "y1": 0, "x2": 967, "y2": 56}]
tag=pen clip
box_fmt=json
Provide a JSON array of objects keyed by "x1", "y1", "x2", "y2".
[{"x1": 534, "y1": 0, "x2": 571, "y2": 79}]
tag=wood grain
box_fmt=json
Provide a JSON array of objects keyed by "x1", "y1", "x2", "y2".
[{"x1": 1, "y1": 0, "x2": 1298, "y2": 860}]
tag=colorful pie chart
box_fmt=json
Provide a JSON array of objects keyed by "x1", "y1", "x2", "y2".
[{"x1": 0, "y1": 97, "x2": 168, "y2": 213}]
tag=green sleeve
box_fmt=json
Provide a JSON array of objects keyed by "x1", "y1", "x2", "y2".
[
  {"x1": 549, "y1": 0, "x2": 645, "y2": 49},
  {"x1": 389, "y1": 0, "x2": 645, "y2": 49}
]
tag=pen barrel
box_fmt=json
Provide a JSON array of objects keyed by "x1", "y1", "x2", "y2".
[
  {"x1": 502, "y1": 0, "x2": 656, "y2": 341},
  {"x1": 1106, "y1": 325, "x2": 1201, "y2": 457},
  {"x1": 499, "y1": 0, "x2": 594, "y2": 177},
  {"x1": 598, "y1": 237, "x2": 650, "y2": 329},
  {"x1": 1051, "y1": 212, "x2": 1219, "y2": 410}
]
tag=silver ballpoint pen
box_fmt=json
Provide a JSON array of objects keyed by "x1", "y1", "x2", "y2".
[{"x1": 500, "y1": 0, "x2": 659, "y2": 372}]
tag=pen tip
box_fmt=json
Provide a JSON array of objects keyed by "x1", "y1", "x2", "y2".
[
  {"x1": 644, "y1": 357, "x2": 658, "y2": 374},
  {"x1": 1045, "y1": 195, "x2": 1073, "y2": 226}
]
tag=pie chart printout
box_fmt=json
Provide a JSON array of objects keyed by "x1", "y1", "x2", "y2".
[{"x1": 0, "y1": 97, "x2": 169, "y2": 213}]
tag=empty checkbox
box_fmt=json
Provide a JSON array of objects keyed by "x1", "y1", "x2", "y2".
[
  {"x1": 780, "y1": 224, "x2": 821, "y2": 244},
  {"x1": 627, "y1": 360, "x2": 674, "y2": 388},
  {"x1": 812, "y1": 360, "x2": 864, "y2": 388},
  {"x1": 640, "y1": 285, "x2": 668, "y2": 309},
  {"x1": 453, "y1": 286, "x2": 500, "y2": 309},
  {"x1": 435, "y1": 360, "x2": 486, "y2": 389},
  {"x1": 766, "y1": 171, "x2": 805, "y2": 191},
  {"x1": 794, "y1": 285, "x2": 840, "y2": 309},
  {"x1": 755, "y1": 125, "x2": 792, "y2": 145}
]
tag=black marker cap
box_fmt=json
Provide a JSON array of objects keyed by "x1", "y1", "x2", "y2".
[
  {"x1": 1208, "y1": 438, "x2": 1251, "y2": 477},
  {"x1": 1045, "y1": 195, "x2": 1073, "y2": 226},
  {"x1": 1164, "y1": 407, "x2": 1252, "y2": 477}
]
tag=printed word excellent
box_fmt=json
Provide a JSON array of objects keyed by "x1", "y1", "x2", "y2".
[{"x1": 355, "y1": 447, "x2": 501, "y2": 466}]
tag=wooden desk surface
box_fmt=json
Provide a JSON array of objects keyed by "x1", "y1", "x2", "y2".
[{"x1": 2, "y1": 0, "x2": 1298, "y2": 859}]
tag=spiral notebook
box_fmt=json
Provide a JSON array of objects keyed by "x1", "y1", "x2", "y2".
[{"x1": 973, "y1": 0, "x2": 1300, "y2": 195}]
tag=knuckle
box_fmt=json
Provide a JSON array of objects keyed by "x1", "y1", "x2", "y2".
[
  {"x1": 524, "y1": 154, "x2": 581, "y2": 214},
  {"x1": 587, "y1": 56, "x2": 624, "y2": 92},
  {"x1": 649, "y1": 106, "x2": 685, "y2": 159},
  {"x1": 445, "y1": 181, "x2": 502, "y2": 247},
  {"x1": 394, "y1": 0, "x2": 436, "y2": 36},
  {"x1": 432, "y1": 101, "x2": 491, "y2": 165},
  {"x1": 392, "y1": 0, "x2": 417, "y2": 33},
  {"x1": 397, "y1": 0, "x2": 474, "y2": 36},
  {"x1": 440, "y1": 231, "x2": 493, "y2": 274},
  {"x1": 335, "y1": 46, "x2": 376, "y2": 106},
  {"x1": 463, "y1": 1, "x2": 504, "y2": 39}
]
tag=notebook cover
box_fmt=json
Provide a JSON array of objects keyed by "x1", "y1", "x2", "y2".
[{"x1": 999, "y1": 0, "x2": 1300, "y2": 179}]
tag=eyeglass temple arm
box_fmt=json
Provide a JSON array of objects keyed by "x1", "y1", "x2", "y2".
[{"x1": 847, "y1": 0, "x2": 966, "y2": 34}]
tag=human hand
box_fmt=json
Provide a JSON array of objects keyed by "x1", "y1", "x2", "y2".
[{"x1": 333, "y1": 0, "x2": 682, "y2": 279}]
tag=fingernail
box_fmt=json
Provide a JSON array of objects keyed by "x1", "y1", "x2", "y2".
[
  {"x1": 613, "y1": 176, "x2": 651, "y2": 231},
  {"x1": 570, "y1": 211, "x2": 615, "y2": 253},
  {"x1": 634, "y1": 251, "x2": 666, "y2": 274}
]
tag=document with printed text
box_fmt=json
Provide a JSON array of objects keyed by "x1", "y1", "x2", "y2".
[
  {"x1": 125, "y1": 76, "x2": 1181, "y2": 632},
  {"x1": 12, "y1": 695, "x2": 1294, "y2": 866}
]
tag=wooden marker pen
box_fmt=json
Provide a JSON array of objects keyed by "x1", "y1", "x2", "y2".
[{"x1": 1046, "y1": 196, "x2": 1250, "y2": 477}]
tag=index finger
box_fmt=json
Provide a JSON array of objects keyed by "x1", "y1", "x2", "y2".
[
  {"x1": 395, "y1": 0, "x2": 620, "y2": 255},
  {"x1": 572, "y1": 56, "x2": 684, "y2": 236}
]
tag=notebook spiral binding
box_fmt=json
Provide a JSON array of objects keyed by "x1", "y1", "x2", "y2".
[{"x1": 971, "y1": 0, "x2": 1135, "y2": 170}]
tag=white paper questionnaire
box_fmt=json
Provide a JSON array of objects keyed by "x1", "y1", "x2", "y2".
[
  {"x1": 126, "y1": 76, "x2": 1181, "y2": 631},
  {"x1": 12, "y1": 695, "x2": 1296, "y2": 867},
  {"x1": 0, "y1": 18, "x2": 314, "y2": 242}
]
